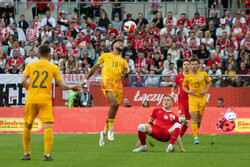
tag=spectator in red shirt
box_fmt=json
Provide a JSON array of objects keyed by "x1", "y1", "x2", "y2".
[
  {"x1": 147, "y1": 22, "x2": 160, "y2": 39},
  {"x1": 54, "y1": 40, "x2": 67, "y2": 59},
  {"x1": 191, "y1": 12, "x2": 206, "y2": 30},
  {"x1": 138, "y1": 39, "x2": 151, "y2": 58},
  {"x1": 216, "y1": 32, "x2": 230, "y2": 52},
  {"x1": 231, "y1": 20, "x2": 245, "y2": 41},
  {"x1": 106, "y1": 23, "x2": 118, "y2": 38},
  {"x1": 237, "y1": 61, "x2": 249, "y2": 85},
  {"x1": 6, "y1": 50, "x2": 24, "y2": 70},
  {"x1": 207, "y1": 52, "x2": 222, "y2": 69},
  {"x1": 135, "y1": 51, "x2": 147, "y2": 72},
  {"x1": 177, "y1": 13, "x2": 191, "y2": 29}
]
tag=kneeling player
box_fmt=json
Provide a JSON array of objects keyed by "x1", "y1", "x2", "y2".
[{"x1": 133, "y1": 95, "x2": 186, "y2": 152}]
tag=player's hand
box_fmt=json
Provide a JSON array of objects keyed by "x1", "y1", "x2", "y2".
[
  {"x1": 81, "y1": 79, "x2": 87, "y2": 88},
  {"x1": 181, "y1": 148, "x2": 187, "y2": 152},
  {"x1": 71, "y1": 85, "x2": 82, "y2": 92},
  {"x1": 201, "y1": 90, "x2": 207, "y2": 95},
  {"x1": 188, "y1": 90, "x2": 195, "y2": 95}
]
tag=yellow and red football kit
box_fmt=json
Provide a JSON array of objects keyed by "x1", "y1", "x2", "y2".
[
  {"x1": 183, "y1": 71, "x2": 211, "y2": 115},
  {"x1": 97, "y1": 52, "x2": 129, "y2": 104},
  {"x1": 23, "y1": 59, "x2": 62, "y2": 124}
]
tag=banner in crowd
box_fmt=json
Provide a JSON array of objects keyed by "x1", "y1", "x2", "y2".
[
  {"x1": 0, "y1": 74, "x2": 250, "y2": 107},
  {"x1": 54, "y1": 86, "x2": 250, "y2": 107},
  {"x1": 1, "y1": 107, "x2": 249, "y2": 134}
]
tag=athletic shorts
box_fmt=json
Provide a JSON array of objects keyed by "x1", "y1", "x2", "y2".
[
  {"x1": 101, "y1": 81, "x2": 123, "y2": 105},
  {"x1": 189, "y1": 95, "x2": 207, "y2": 115},
  {"x1": 178, "y1": 103, "x2": 191, "y2": 120},
  {"x1": 149, "y1": 124, "x2": 170, "y2": 142},
  {"x1": 24, "y1": 103, "x2": 54, "y2": 124}
]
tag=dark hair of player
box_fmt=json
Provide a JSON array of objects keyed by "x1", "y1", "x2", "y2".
[
  {"x1": 38, "y1": 45, "x2": 51, "y2": 57},
  {"x1": 164, "y1": 95, "x2": 173, "y2": 101},
  {"x1": 183, "y1": 59, "x2": 190, "y2": 64},
  {"x1": 190, "y1": 58, "x2": 199, "y2": 64},
  {"x1": 218, "y1": 98, "x2": 224, "y2": 103},
  {"x1": 111, "y1": 39, "x2": 123, "y2": 51}
]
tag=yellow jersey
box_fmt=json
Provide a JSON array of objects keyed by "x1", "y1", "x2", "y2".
[
  {"x1": 183, "y1": 70, "x2": 211, "y2": 97},
  {"x1": 23, "y1": 59, "x2": 62, "y2": 104},
  {"x1": 97, "y1": 52, "x2": 129, "y2": 87}
]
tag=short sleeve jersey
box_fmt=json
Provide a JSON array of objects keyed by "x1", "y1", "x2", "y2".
[
  {"x1": 174, "y1": 73, "x2": 188, "y2": 105},
  {"x1": 97, "y1": 52, "x2": 129, "y2": 85},
  {"x1": 150, "y1": 108, "x2": 179, "y2": 129},
  {"x1": 23, "y1": 59, "x2": 62, "y2": 104},
  {"x1": 183, "y1": 71, "x2": 211, "y2": 98}
]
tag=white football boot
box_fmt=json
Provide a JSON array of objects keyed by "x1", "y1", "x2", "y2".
[
  {"x1": 166, "y1": 144, "x2": 175, "y2": 152},
  {"x1": 133, "y1": 145, "x2": 148, "y2": 152},
  {"x1": 108, "y1": 127, "x2": 114, "y2": 141},
  {"x1": 99, "y1": 131, "x2": 106, "y2": 147}
]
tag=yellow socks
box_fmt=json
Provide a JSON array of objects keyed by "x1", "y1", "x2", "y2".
[
  {"x1": 104, "y1": 123, "x2": 109, "y2": 132},
  {"x1": 108, "y1": 119, "x2": 114, "y2": 128},
  {"x1": 44, "y1": 124, "x2": 53, "y2": 155},
  {"x1": 22, "y1": 124, "x2": 31, "y2": 154},
  {"x1": 192, "y1": 121, "x2": 198, "y2": 139}
]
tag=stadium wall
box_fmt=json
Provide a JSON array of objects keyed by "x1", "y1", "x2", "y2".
[{"x1": 0, "y1": 107, "x2": 250, "y2": 134}]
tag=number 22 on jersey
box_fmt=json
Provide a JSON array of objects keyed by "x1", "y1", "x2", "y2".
[{"x1": 32, "y1": 70, "x2": 48, "y2": 88}]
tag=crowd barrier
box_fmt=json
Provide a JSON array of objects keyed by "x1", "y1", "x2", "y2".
[{"x1": 0, "y1": 107, "x2": 250, "y2": 134}]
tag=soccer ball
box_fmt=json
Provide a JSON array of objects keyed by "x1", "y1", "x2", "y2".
[{"x1": 123, "y1": 21, "x2": 136, "y2": 33}]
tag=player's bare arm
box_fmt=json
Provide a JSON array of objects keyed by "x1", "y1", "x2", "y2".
[
  {"x1": 176, "y1": 136, "x2": 186, "y2": 152},
  {"x1": 82, "y1": 64, "x2": 100, "y2": 86},
  {"x1": 171, "y1": 83, "x2": 178, "y2": 98},
  {"x1": 201, "y1": 81, "x2": 212, "y2": 95},
  {"x1": 57, "y1": 81, "x2": 82, "y2": 91},
  {"x1": 182, "y1": 86, "x2": 195, "y2": 95},
  {"x1": 21, "y1": 74, "x2": 29, "y2": 89}
]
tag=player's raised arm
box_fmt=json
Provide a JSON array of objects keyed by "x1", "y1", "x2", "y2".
[{"x1": 82, "y1": 64, "x2": 101, "y2": 86}]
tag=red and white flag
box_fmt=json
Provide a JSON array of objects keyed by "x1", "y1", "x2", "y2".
[
  {"x1": 21, "y1": 0, "x2": 33, "y2": 10},
  {"x1": 50, "y1": 0, "x2": 64, "y2": 9}
]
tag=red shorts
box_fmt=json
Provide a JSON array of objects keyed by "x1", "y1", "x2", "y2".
[
  {"x1": 149, "y1": 124, "x2": 170, "y2": 142},
  {"x1": 178, "y1": 103, "x2": 191, "y2": 120}
]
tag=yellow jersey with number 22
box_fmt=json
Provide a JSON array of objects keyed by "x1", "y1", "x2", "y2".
[{"x1": 23, "y1": 59, "x2": 62, "y2": 104}]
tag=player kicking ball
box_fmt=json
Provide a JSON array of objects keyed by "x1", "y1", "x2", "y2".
[
  {"x1": 21, "y1": 45, "x2": 81, "y2": 161},
  {"x1": 133, "y1": 95, "x2": 186, "y2": 153},
  {"x1": 82, "y1": 39, "x2": 129, "y2": 147},
  {"x1": 182, "y1": 58, "x2": 212, "y2": 144},
  {"x1": 171, "y1": 60, "x2": 190, "y2": 137}
]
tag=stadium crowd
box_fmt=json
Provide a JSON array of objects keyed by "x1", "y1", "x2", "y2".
[{"x1": 0, "y1": 1, "x2": 249, "y2": 87}]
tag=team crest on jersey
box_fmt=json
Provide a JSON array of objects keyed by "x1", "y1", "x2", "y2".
[
  {"x1": 200, "y1": 76, "x2": 203, "y2": 80},
  {"x1": 164, "y1": 115, "x2": 168, "y2": 120}
]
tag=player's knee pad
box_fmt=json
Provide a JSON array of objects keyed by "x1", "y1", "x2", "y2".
[
  {"x1": 138, "y1": 124, "x2": 146, "y2": 132},
  {"x1": 173, "y1": 123, "x2": 181, "y2": 130},
  {"x1": 184, "y1": 120, "x2": 190, "y2": 126},
  {"x1": 179, "y1": 117, "x2": 186, "y2": 123}
]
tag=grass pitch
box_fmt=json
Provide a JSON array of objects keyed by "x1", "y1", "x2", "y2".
[{"x1": 0, "y1": 134, "x2": 249, "y2": 167}]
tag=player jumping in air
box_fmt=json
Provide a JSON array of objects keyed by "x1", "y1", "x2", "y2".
[
  {"x1": 133, "y1": 95, "x2": 186, "y2": 152},
  {"x1": 21, "y1": 45, "x2": 81, "y2": 161},
  {"x1": 81, "y1": 39, "x2": 129, "y2": 147},
  {"x1": 171, "y1": 60, "x2": 190, "y2": 137},
  {"x1": 182, "y1": 58, "x2": 212, "y2": 144}
]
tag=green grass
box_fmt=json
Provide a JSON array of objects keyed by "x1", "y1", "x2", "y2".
[{"x1": 0, "y1": 134, "x2": 250, "y2": 167}]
